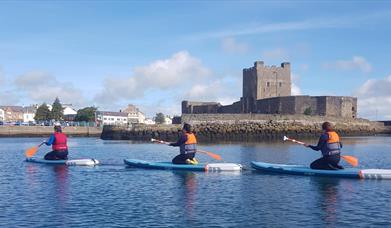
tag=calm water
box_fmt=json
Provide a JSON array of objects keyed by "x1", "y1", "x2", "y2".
[{"x1": 1, "y1": 136, "x2": 391, "y2": 227}]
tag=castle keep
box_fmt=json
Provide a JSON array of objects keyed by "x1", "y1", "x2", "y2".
[
  {"x1": 241, "y1": 61, "x2": 291, "y2": 113},
  {"x1": 182, "y1": 61, "x2": 357, "y2": 118}
]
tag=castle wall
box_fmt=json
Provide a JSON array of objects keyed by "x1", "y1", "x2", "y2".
[
  {"x1": 182, "y1": 101, "x2": 221, "y2": 114},
  {"x1": 253, "y1": 96, "x2": 356, "y2": 118},
  {"x1": 325, "y1": 96, "x2": 357, "y2": 118},
  {"x1": 218, "y1": 101, "x2": 241, "y2": 113}
]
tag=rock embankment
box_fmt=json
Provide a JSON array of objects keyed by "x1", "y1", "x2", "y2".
[{"x1": 101, "y1": 115, "x2": 388, "y2": 142}]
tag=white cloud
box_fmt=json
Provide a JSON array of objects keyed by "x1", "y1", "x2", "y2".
[
  {"x1": 261, "y1": 48, "x2": 289, "y2": 60},
  {"x1": 188, "y1": 11, "x2": 391, "y2": 40},
  {"x1": 14, "y1": 71, "x2": 86, "y2": 107},
  {"x1": 355, "y1": 75, "x2": 391, "y2": 120},
  {"x1": 185, "y1": 78, "x2": 239, "y2": 105},
  {"x1": 221, "y1": 37, "x2": 249, "y2": 54},
  {"x1": 291, "y1": 73, "x2": 302, "y2": 95},
  {"x1": 323, "y1": 56, "x2": 372, "y2": 73},
  {"x1": 291, "y1": 83, "x2": 302, "y2": 96},
  {"x1": 94, "y1": 51, "x2": 217, "y2": 110}
]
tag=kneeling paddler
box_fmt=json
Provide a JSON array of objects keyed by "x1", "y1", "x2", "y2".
[
  {"x1": 169, "y1": 123, "x2": 198, "y2": 165},
  {"x1": 304, "y1": 122, "x2": 344, "y2": 170}
]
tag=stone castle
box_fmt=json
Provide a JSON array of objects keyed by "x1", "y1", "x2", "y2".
[{"x1": 182, "y1": 61, "x2": 357, "y2": 118}]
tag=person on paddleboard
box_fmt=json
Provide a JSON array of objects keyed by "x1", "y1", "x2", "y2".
[
  {"x1": 43, "y1": 122, "x2": 69, "y2": 160},
  {"x1": 304, "y1": 122, "x2": 344, "y2": 170},
  {"x1": 169, "y1": 123, "x2": 198, "y2": 165}
]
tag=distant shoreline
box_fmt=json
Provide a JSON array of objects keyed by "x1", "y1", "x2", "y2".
[{"x1": 0, "y1": 126, "x2": 102, "y2": 137}]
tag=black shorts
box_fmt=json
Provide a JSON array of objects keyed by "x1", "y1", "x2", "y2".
[{"x1": 44, "y1": 150, "x2": 68, "y2": 160}]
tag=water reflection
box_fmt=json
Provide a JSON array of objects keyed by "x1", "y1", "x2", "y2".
[
  {"x1": 173, "y1": 171, "x2": 197, "y2": 219},
  {"x1": 310, "y1": 177, "x2": 341, "y2": 228}
]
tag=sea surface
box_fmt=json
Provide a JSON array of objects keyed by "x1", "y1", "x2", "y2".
[{"x1": 0, "y1": 136, "x2": 391, "y2": 227}]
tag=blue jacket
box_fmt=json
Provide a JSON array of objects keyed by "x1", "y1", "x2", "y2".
[{"x1": 309, "y1": 132, "x2": 342, "y2": 157}]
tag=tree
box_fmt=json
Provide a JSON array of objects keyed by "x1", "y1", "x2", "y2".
[
  {"x1": 34, "y1": 103, "x2": 51, "y2": 121},
  {"x1": 304, "y1": 107, "x2": 312, "y2": 115},
  {"x1": 75, "y1": 107, "x2": 98, "y2": 122},
  {"x1": 154, "y1": 113, "x2": 165, "y2": 124},
  {"x1": 50, "y1": 97, "x2": 64, "y2": 121}
]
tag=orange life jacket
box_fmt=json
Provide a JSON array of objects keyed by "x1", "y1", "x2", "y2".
[
  {"x1": 180, "y1": 133, "x2": 197, "y2": 154},
  {"x1": 323, "y1": 131, "x2": 341, "y2": 156}
]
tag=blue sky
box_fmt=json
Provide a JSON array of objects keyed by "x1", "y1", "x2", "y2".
[{"x1": 0, "y1": 1, "x2": 391, "y2": 119}]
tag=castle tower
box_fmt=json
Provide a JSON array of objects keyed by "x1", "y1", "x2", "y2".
[{"x1": 241, "y1": 61, "x2": 291, "y2": 112}]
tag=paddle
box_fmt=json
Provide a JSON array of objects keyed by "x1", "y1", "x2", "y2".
[
  {"x1": 283, "y1": 136, "x2": 358, "y2": 167},
  {"x1": 25, "y1": 142, "x2": 45, "y2": 158},
  {"x1": 151, "y1": 138, "x2": 222, "y2": 161}
]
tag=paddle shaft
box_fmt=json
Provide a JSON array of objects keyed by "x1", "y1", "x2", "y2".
[{"x1": 285, "y1": 137, "x2": 306, "y2": 145}]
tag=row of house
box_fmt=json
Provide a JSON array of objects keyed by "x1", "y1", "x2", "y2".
[
  {"x1": 0, "y1": 104, "x2": 78, "y2": 123},
  {"x1": 0, "y1": 104, "x2": 172, "y2": 126},
  {"x1": 95, "y1": 104, "x2": 173, "y2": 126}
]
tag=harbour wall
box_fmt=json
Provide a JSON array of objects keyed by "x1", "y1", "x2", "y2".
[
  {"x1": 101, "y1": 114, "x2": 389, "y2": 142},
  {"x1": 0, "y1": 126, "x2": 102, "y2": 137}
]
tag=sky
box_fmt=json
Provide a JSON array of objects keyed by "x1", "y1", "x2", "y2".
[{"x1": 0, "y1": 0, "x2": 391, "y2": 120}]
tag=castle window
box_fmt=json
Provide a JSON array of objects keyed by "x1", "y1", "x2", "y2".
[
  {"x1": 267, "y1": 82, "x2": 270, "y2": 87},
  {"x1": 279, "y1": 82, "x2": 282, "y2": 87}
]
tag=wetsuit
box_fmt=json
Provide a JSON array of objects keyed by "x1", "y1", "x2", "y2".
[
  {"x1": 309, "y1": 131, "x2": 343, "y2": 170},
  {"x1": 44, "y1": 132, "x2": 68, "y2": 160},
  {"x1": 170, "y1": 133, "x2": 197, "y2": 164}
]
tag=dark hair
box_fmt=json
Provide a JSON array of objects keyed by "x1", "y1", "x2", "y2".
[
  {"x1": 322, "y1": 122, "x2": 332, "y2": 131},
  {"x1": 183, "y1": 123, "x2": 192, "y2": 133},
  {"x1": 54, "y1": 126, "x2": 62, "y2": 133}
]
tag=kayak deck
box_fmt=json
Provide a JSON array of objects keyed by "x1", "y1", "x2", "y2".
[
  {"x1": 251, "y1": 161, "x2": 391, "y2": 179},
  {"x1": 124, "y1": 159, "x2": 242, "y2": 172},
  {"x1": 26, "y1": 157, "x2": 99, "y2": 166}
]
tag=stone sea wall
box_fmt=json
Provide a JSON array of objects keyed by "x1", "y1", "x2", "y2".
[
  {"x1": 0, "y1": 126, "x2": 102, "y2": 137},
  {"x1": 101, "y1": 114, "x2": 389, "y2": 142}
]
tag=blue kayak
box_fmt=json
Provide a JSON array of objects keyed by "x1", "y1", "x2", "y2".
[
  {"x1": 251, "y1": 161, "x2": 391, "y2": 179},
  {"x1": 124, "y1": 159, "x2": 242, "y2": 172},
  {"x1": 26, "y1": 158, "x2": 99, "y2": 166}
]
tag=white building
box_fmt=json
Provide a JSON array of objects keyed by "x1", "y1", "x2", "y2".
[
  {"x1": 23, "y1": 106, "x2": 36, "y2": 123},
  {"x1": 0, "y1": 108, "x2": 4, "y2": 121},
  {"x1": 96, "y1": 111, "x2": 128, "y2": 126},
  {"x1": 164, "y1": 116, "x2": 173, "y2": 125},
  {"x1": 122, "y1": 104, "x2": 146, "y2": 124},
  {"x1": 144, "y1": 118, "x2": 156, "y2": 125},
  {"x1": 63, "y1": 105, "x2": 77, "y2": 115}
]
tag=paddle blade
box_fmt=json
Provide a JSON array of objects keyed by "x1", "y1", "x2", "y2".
[
  {"x1": 342, "y1": 155, "x2": 359, "y2": 167},
  {"x1": 207, "y1": 152, "x2": 222, "y2": 161},
  {"x1": 197, "y1": 150, "x2": 222, "y2": 161},
  {"x1": 25, "y1": 146, "x2": 39, "y2": 158},
  {"x1": 283, "y1": 136, "x2": 288, "y2": 141}
]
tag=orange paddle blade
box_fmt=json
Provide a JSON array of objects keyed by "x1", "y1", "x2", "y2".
[
  {"x1": 198, "y1": 150, "x2": 222, "y2": 161},
  {"x1": 341, "y1": 155, "x2": 359, "y2": 167},
  {"x1": 25, "y1": 146, "x2": 39, "y2": 158}
]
